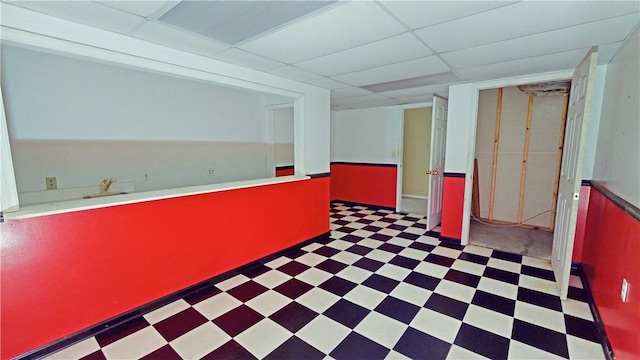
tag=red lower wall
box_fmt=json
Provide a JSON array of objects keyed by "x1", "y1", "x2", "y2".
[
  {"x1": 441, "y1": 176, "x2": 465, "y2": 240},
  {"x1": 330, "y1": 163, "x2": 396, "y2": 208},
  {"x1": 582, "y1": 187, "x2": 640, "y2": 359},
  {"x1": 275, "y1": 166, "x2": 295, "y2": 177},
  {"x1": 572, "y1": 185, "x2": 592, "y2": 263},
  {"x1": 0, "y1": 177, "x2": 329, "y2": 359}
]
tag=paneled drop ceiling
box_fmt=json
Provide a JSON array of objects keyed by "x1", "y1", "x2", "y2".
[{"x1": 2, "y1": 0, "x2": 639, "y2": 110}]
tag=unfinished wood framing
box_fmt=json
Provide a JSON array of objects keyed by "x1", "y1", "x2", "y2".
[
  {"x1": 472, "y1": 158, "x2": 480, "y2": 218},
  {"x1": 517, "y1": 95, "x2": 534, "y2": 223},
  {"x1": 488, "y1": 87, "x2": 503, "y2": 220},
  {"x1": 550, "y1": 94, "x2": 570, "y2": 229}
]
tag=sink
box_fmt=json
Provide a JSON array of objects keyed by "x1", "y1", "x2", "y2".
[{"x1": 83, "y1": 192, "x2": 128, "y2": 199}]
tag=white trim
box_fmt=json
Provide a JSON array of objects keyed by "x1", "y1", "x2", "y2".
[{"x1": 458, "y1": 70, "x2": 574, "y2": 245}]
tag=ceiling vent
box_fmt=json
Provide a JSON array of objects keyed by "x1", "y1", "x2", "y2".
[{"x1": 158, "y1": 1, "x2": 336, "y2": 45}]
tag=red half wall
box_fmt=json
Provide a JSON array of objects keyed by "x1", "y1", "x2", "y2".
[
  {"x1": 441, "y1": 175, "x2": 465, "y2": 240},
  {"x1": 582, "y1": 186, "x2": 640, "y2": 359},
  {"x1": 0, "y1": 177, "x2": 329, "y2": 359},
  {"x1": 330, "y1": 163, "x2": 397, "y2": 208}
]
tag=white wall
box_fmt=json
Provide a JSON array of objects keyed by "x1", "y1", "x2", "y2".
[
  {"x1": 330, "y1": 107, "x2": 401, "y2": 164},
  {"x1": 593, "y1": 27, "x2": 640, "y2": 207},
  {"x1": 2, "y1": 45, "x2": 276, "y2": 195},
  {"x1": 0, "y1": 3, "x2": 330, "y2": 206}
]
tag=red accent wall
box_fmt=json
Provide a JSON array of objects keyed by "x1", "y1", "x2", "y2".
[
  {"x1": 441, "y1": 176, "x2": 465, "y2": 240},
  {"x1": 330, "y1": 163, "x2": 396, "y2": 208},
  {"x1": 582, "y1": 187, "x2": 640, "y2": 359},
  {"x1": 572, "y1": 185, "x2": 592, "y2": 262},
  {"x1": 275, "y1": 167, "x2": 295, "y2": 177},
  {"x1": 0, "y1": 178, "x2": 329, "y2": 359}
]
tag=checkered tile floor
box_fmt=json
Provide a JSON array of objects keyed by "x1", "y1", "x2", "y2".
[{"x1": 47, "y1": 203, "x2": 606, "y2": 360}]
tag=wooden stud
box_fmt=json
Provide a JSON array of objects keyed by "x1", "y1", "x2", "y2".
[
  {"x1": 517, "y1": 95, "x2": 534, "y2": 224},
  {"x1": 550, "y1": 94, "x2": 570, "y2": 229},
  {"x1": 488, "y1": 88, "x2": 503, "y2": 220},
  {"x1": 472, "y1": 158, "x2": 481, "y2": 218}
]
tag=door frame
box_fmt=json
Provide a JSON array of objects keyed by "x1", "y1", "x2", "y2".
[
  {"x1": 395, "y1": 102, "x2": 433, "y2": 213},
  {"x1": 459, "y1": 70, "x2": 575, "y2": 245},
  {"x1": 265, "y1": 103, "x2": 295, "y2": 178}
]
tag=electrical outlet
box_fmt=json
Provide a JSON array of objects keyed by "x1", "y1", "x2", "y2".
[
  {"x1": 207, "y1": 168, "x2": 215, "y2": 176},
  {"x1": 621, "y1": 278, "x2": 630, "y2": 303},
  {"x1": 45, "y1": 177, "x2": 57, "y2": 190}
]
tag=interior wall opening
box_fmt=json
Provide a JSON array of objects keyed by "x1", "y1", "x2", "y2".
[
  {"x1": 400, "y1": 106, "x2": 432, "y2": 215},
  {"x1": 470, "y1": 82, "x2": 570, "y2": 259}
]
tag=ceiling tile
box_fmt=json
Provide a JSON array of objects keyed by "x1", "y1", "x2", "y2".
[
  {"x1": 455, "y1": 43, "x2": 622, "y2": 82},
  {"x1": 294, "y1": 32, "x2": 431, "y2": 77},
  {"x1": 5, "y1": 0, "x2": 145, "y2": 34},
  {"x1": 214, "y1": 49, "x2": 284, "y2": 71},
  {"x1": 96, "y1": 1, "x2": 175, "y2": 18},
  {"x1": 441, "y1": 13, "x2": 639, "y2": 69},
  {"x1": 378, "y1": 84, "x2": 451, "y2": 99},
  {"x1": 306, "y1": 77, "x2": 349, "y2": 90},
  {"x1": 268, "y1": 65, "x2": 322, "y2": 82},
  {"x1": 416, "y1": 1, "x2": 640, "y2": 52},
  {"x1": 332, "y1": 56, "x2": 451, "y2": 87},
  {"x1": 131, "y1": 21, "x2": 229, "y2": 57},
  {"x1": 381, "y1": 1, "x2": 514, "y2": 29},
  {"x1": 239, "y1": 2, "x2": 406, "y2": 63},
  {"x1": 331, "y1": 87, "x2": 375, "y2": 100}
]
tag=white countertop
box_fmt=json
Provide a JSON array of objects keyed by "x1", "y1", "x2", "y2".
[{"x1": 3, "y1": 175, "x2": 310, "y2": 220}]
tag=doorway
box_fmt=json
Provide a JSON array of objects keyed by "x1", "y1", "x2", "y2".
[
  {"x1": 469, "y1": 83, "x2": 569, "y2": 260},
  {"x1": 400, "y1": 106, "x2": 432, "y2": 215}
]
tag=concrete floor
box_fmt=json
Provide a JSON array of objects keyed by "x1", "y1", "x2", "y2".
[{"x1": 468, "y1": 220, "x2": 554, "y2": 260}]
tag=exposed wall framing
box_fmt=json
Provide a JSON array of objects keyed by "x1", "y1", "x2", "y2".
[{"x1": 474, "y1": 85, "x2": 567, "y2": 230}]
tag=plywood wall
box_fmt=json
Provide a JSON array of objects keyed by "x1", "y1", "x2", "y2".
[
  {"x1": 402, "y1": 107, "x2": 432, "y2": 197},
  {"x1": 475, "y1": 86, "x2": 565, "y2": 228}
]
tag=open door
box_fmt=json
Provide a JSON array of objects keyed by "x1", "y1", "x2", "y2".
[
  {"x1": 552, "y1": 47, "x2": 598, "y2": 300},
  {"x1": 426, "y1": 96, "x2": 447, "y2": 230}
]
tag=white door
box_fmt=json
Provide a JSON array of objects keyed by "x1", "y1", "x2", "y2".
[
  {"x1": 426, "y1": 96, "x2": 447, "y2": 230},
  {"x1": 552, "y1": 47, "x2": 598, "y2": 300}
]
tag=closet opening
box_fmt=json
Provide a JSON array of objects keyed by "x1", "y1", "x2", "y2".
[{"x1": 470, "y1": 81, "x2": 570, "y2": 259}]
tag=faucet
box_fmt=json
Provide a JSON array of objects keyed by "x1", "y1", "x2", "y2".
[{"x1": 100, "y1": 177, "x2": 116, "y2": 194}]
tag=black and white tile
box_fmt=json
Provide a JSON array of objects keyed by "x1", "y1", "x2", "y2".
[{"x1": 46, "y1": 203, "x2": 606, "y2": 360}]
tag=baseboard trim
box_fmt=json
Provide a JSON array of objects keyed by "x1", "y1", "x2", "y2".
[
  {"x1": 439, "y1": 235, "x2": 461, "y2": 243},
  {"x1": 15, "y1": 232, "x2": 331, "y2": 360},
  {"x1": 331, "y1": 199, "x2": 396, "y2": 212},
  {"x1": 571, "y1": 262, "x2": 615, "y2": 360}
]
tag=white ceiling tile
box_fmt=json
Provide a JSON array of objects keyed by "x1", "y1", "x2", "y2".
[
  {"x1": 332, "y1": 56, "x2": 451, "y2": 87},
  {"x1": 6, "y1": 0, "x2": 145, "y2": 34},
  {"x1": 306, "y1": 77, "x2": 349, "y2": 90},
  {"x1": 416, "y1": 1, "x2": 640, "y2": 52},
  {"x1": 268, "y1": 65, "x2": 322, "y2": 82},
  {"x1": 378, "y1": 84, "x2": 451, "y2": 99},
  {"x1": 214, "y1": 49, "x2": 284, "y2": 71},
  {"x1": 381, "y1": 1, "x2": 514, "y2": 29},
  {"x1": 239, "y1": 2, "x2": 406, "y2": 63},
  {"x1": 454, "y1": 47, "x2": 588, "y2": 82},
  {"x1": 399, "y1": 94, "x2": 439, "y2": 104},
  {"x1": 441, "y1": 13, "x2": 639, "y2": 69},
  {"x1": 131, "y1": 21, "x2": 229, "y2": 57},
  {"x1": 295, "y1": 32, "x2": 431, "y2": 76},
  {"x1": 96, "y1": 1, "x2": 175, "y2": 18},
  {"x1": 331, "y1": 87, "x2": 375, "y2": 100}
]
